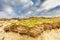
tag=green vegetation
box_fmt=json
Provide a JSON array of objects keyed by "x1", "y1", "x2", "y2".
[{"x1": 14, "y1": 17, "x2": 60, "y2": 28}]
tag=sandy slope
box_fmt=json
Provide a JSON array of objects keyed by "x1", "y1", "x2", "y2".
[
  {"x1": 0, "y1": 19, "x2": 60, "y2": 40},
  {"x1": 0, "y1": 24, "x2": 60, "y2": 40}
]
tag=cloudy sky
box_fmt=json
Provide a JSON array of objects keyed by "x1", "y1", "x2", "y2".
[{"x1": 0, "y1": 0, "x2": 60, "y2": 18}]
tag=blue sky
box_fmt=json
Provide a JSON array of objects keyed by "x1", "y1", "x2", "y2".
[{"x1": 0, "y1": 0, "x2": 60, "y2": 18}]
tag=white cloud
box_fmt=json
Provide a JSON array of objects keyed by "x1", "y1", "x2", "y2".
[
  {"x1": 3, "y1": 6, "x2": 14, "y2": 14},
  {"x1": 41, "y1": 0, "x2": 60, "y2": 10},
  {"x1": 0, "y1": 0, "x2": 34, "y2": 18},
  {"x1": 20, "y1": 0, "x2": 30, "y2": 4},
  {"x1": 0, "y1": 0, "x2": 60, "y2": 18}
]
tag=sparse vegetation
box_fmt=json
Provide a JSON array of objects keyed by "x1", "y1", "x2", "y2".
[{"x1": 14, "y1": 17, "x2": 60, "y2": 28}]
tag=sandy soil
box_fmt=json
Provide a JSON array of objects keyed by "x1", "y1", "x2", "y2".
[{"x1": 0, "y1": 20, "x2": 60, "y2": 40}]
